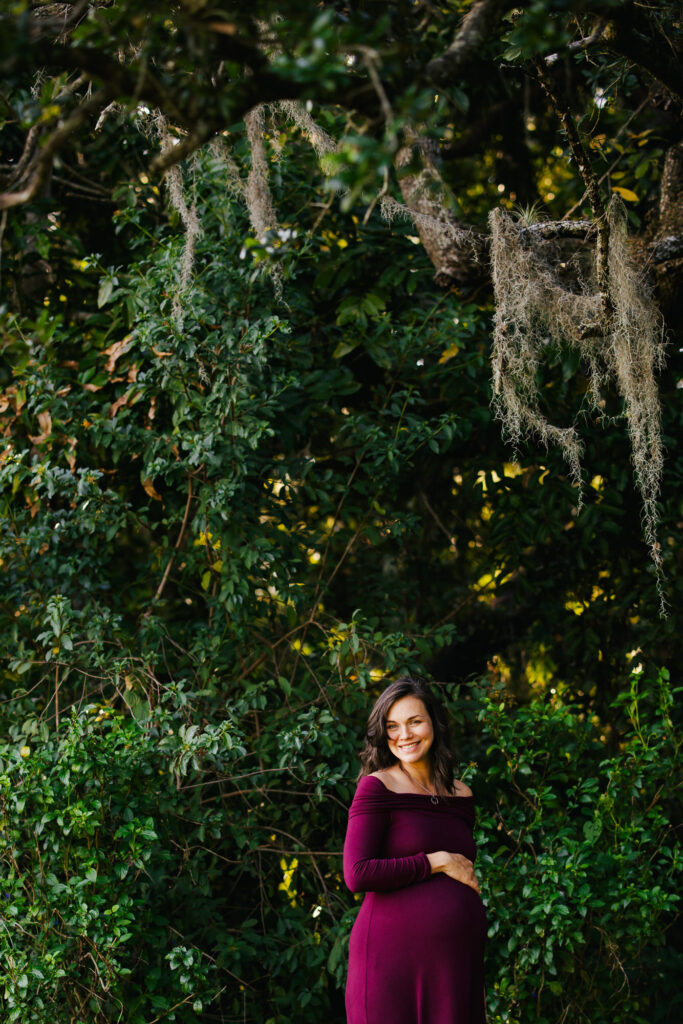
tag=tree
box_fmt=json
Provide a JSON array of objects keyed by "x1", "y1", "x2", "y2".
[
  {"x1": 0, "y1": 3, "x2": 681, "y2": 1023},
  {"x1": 1, "y1": 0, "x2": 681, "y2": 586}
]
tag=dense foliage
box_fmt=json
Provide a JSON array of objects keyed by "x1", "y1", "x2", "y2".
[
  {"x1": 1, "y1": 2, "x2": 682, "y2": 1023},
  {"x1": 2, "y1": 667, "x2": 679, "y2": 1023}
]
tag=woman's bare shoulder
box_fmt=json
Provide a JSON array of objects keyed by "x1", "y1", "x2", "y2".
[
  {"x1": 451, "y1": 779, "x2": 473, "y2": 797},
  {"x1": 369, "y1": 767, "x2": 402, "y2": 791}
]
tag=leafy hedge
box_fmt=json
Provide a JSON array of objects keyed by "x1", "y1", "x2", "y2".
[{"x1": 1, "y1": 666, "x2": 679, "y2": 1024}]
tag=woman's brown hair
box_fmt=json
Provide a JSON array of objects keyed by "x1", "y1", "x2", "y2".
[{"x1": 358, "y1": 677, "x2": 456, "y2": 795}]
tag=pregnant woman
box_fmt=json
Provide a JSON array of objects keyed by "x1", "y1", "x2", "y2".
[{"x1": 343, "y1": 676, "x2": 487, "y2": 1024}]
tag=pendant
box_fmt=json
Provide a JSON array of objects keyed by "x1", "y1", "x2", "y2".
[{"x1": 430, "y1": 795, "x2": 439, "y2": 805}]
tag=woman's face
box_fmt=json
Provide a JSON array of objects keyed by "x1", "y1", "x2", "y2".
[{"x1": 385, "y1": 695, "x2": 434, "y2": 768}]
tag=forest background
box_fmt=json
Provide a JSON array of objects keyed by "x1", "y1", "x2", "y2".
[{"x1": 0, "y1": 2, "x2": 681, "y2": 1023}]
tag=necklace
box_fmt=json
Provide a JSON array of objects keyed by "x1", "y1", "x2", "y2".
[{"x1": 401, "y1": 767, "x2": 439, "y2": 804}]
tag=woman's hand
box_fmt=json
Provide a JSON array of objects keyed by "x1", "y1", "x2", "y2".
[{"x1": 427, "y1": 851, "x2": 480, "y2": 893}]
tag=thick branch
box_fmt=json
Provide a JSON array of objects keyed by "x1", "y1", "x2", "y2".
[
  {"x1": 0, "y1": 88, "x2": 109, "y2": 209},
  {"x1": 656, "y1": 141, "x2": 683, "y2": 241},
  {"x1": 426, "y1": 0, "x2": 510, "y2": 84},
  {"x1": 650, "y1": 141, "x2": 683, "y2": 314},
  {"x1": 396, "y1": 138, "x2": 488, "y2": 286},
  {"x1": 1, "y1": 124, "x2": 41, "y2": 189},
  {"x1": 519, "y1": 221, "x2": 595, "y2": 242}
]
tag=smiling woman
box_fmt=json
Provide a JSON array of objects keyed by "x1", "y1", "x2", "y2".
[{"x1": 343, "y1": 677, "x2": 487, "y2": 1024}]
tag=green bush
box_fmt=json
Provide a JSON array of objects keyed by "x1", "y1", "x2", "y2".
[
  {"x1": 474, "y1": 666, "x2": 681, "y2": 1024},
  {"x1": 1, "y1": 667, "x2": 678, "y2": 1023}
]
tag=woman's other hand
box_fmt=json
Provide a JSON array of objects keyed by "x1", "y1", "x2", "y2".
[{"x1": 427, "y1": 851, "x2": 480, "y2": 893}]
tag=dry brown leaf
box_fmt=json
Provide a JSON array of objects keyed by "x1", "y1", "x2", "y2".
[
  {"x1": 109, "y1": 391, "x2": 132, "y2": 418},
  {"x1": 26, "y1": 493, "x2": 40, "y2": 518},
  {"x1": 104, "y1": 333, "x2": 134, "y2": 372},
  {"x1": 29, "y1": 410, "x2": 53, "y2": 444},
  {"x1": 142, "y1": 477, "x2": 162, "y2": 501}
]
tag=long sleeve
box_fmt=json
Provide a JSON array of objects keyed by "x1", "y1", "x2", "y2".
[{"x1": 343, "y1": 776, "x2": 432, "y2": 893}]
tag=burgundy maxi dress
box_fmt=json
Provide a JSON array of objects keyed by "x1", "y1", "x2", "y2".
[{"x1": 343, "y1": 775, "x2": 487, "y2": 1024}]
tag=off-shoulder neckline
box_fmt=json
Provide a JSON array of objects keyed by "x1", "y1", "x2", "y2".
[{"x1": 364, "y1": 774, "x2": 474, "y2": 800}]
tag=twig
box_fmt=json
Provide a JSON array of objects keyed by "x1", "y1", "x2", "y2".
[
  {"x1": 0, "y1": 209, "x2": 7, "y2": 290},
  {"x1": 358, "y1": 47, "x2": 393, "y2": 123},
  {"x1": 419, "y1": 490, "x2": 455, "y2": 545},
  {"x1": 148, "y1": 991, "x2": 199, "y2": 1024},
  {"x1": 545, "y1": 19, "x2": 609, "y2": 65},
  {"x1": 363, "y1": 168, "x2": 389, "y2": 226},
  {"x1": 55, "y1": 661, "x2": 60, "y2": 731},
  {"x1": 267, "y1": 825, "x2": 334, "y2": 905},
  {"x1": 142, "y1": 473, "x2": 194, "y2": 617},
  {"x1": 562, "y1": 94, "x2": 651, "y2": 221},
  {"x1": 256, "y1": 844, "x2": 343, "y2": 857}
]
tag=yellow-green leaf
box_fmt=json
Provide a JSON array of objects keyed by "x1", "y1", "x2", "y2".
[
  {"x1": 439, "y1": 344, "x2": 459, "y2": 364},
  {"x1": 612, "y1": 186, "x2": 639, "y2": 203}
]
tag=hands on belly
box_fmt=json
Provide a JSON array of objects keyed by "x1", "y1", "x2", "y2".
[{"x1": 426, "y1": 851, "x2": 480, "y2": 893}]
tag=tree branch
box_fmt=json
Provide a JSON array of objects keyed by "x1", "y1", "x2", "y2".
[
  {"x1": 426, "y1": 0, "x2": 510, "y2": 84},
  {"x1": 1, "y1": 40, "x2": 189, "y2": 126},
  {"x1": 0, "y1": 88, "x2": 110, "y2": 209},
  {"x1": 519, "y1": 221, "x2": 595, "y2": 242},
  {"x1": 545, "y1": 19, "x2": 609, "y2": 66},
  {"x1": 1, "y1": 124, "x2": 42, "y2": 189}
]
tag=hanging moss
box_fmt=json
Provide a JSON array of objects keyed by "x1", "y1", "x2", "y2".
[
  {"x1": 489, "y1": 197, "x2": 666, "y2": 605},
  {"x1": 156, "y1": 114, "x2": 202, "y2": 328}
]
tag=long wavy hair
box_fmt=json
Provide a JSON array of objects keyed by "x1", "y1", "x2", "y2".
[{"x1": 358, "y1": 677, "x2": 456, "y2": 795}]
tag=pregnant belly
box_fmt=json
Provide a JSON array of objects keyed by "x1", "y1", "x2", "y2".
[{"x1": 365, "y1": 873, "x2": 487, "y2": 948}]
